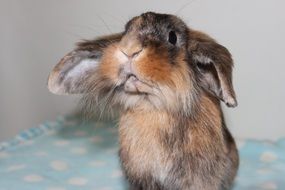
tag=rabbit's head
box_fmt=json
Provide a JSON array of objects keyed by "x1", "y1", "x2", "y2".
[{"x1": 48, "y1": 12, "x2": 237, "y2": 115}]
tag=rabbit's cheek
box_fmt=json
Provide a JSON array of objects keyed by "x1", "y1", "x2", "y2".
[
  {"x1": 134, "y1": 49, "x2": 173, "y2": 85},
  {"x1": 99, "y1": 45, "x2": 123, "y2": 83}
]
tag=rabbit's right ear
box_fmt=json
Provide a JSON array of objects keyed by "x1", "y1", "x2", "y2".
[
  {"x1": 48, "y1": 33, "x2": 122, "y2": 95},
  {"x1": 188, "y1": 30, "x2": 237, "y2": 107}
]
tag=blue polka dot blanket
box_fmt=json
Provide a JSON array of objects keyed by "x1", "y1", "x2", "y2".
[{"x1": 0, "y1": 116, "x2": 284, "y2": 190}]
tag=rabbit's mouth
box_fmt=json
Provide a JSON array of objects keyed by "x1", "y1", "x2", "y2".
[{"x1": 123, "y1": 74, "x2": 153, "y2": 95}]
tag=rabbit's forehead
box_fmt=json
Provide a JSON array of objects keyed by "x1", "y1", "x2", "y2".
[{"x1": 126, "y1": 12, "x2": 187, "y2": 35}]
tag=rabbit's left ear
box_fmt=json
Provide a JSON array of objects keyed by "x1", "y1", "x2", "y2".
[
  {"x1": 47, "y1": 50, "x2": 101, "y2": 95},
  {"x1": 48, "y1": 33, "x2": 122, "y2": 95},
  {"x1": 188, "y1": 30, "x2": 237, "y2": 107}
]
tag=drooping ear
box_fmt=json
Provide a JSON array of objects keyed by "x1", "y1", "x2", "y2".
[
  {"x1": 188, "y1": 30, "x2": 237, "y2": 107},
  {"x1": 48, "y1": 33, "x2": 122, "y2": 95}
]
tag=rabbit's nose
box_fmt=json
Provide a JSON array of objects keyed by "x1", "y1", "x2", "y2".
[
  {"x1": 120, "y1": 48, "x2": 142, "y2": 59},
  {"x1": 119, "y1": 32, "x2": 143, "y2": 59}
]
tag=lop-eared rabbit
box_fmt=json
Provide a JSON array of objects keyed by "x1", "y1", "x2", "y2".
[{"x1": 48, "y1": 12, "x2": 239, "y2": 190}]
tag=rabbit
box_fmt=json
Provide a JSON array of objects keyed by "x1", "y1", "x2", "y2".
[{"x1": 48, "y1": 12, "x2": 239, "y2": 190}]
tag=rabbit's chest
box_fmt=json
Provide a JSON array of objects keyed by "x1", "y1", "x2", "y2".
[{"x1": 118, "y1": 116, "x2": 173, "y2": 182}]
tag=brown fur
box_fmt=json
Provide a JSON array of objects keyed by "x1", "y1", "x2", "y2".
[
  {"x1": 48, "y1": 12, "x2": 239, "y2": 190},
  {"x1": 119, "y1": 94, "x2": 238, "y2": 190}
]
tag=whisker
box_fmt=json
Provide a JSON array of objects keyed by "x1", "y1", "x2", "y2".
[
  {"x1": 103, "y1": 12, "x2": 126, "y2": 26},
  {"x1": 174, "y1": 0, "x2": 199, "y2": 15},
  {"x1": 156, "y1": 85, "x2": 168, "y2": 107},
  {"x1": 95, "y1": 80, "x2": 122, "y2": 120},
  {"x1": 69, "y1": 24, "x2": 102, "y2": 35},
  {"x1": 98, "y1": 84, "x2": 118, "y2": 119},
  {"x1": 96, "y1": 14, "x2": 112, "y2": 34},
  {"x1": 64, "y1": 30, "x2": 86, "y2": 40}
]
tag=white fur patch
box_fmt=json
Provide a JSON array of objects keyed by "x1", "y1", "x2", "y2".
[
  {"x1": 67, "y1": 59, "x2": 99, "y2": 78},
  {"x1": 115, "y1": 49, "x2": 129, "y2": 63},
  {"x1": 193, "y1": 55, "x2": 212, "y2": 64}
]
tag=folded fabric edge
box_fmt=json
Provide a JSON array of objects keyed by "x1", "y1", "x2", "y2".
[{"x1": 0, "y1": 116, "x2": 67, "y2": 151}]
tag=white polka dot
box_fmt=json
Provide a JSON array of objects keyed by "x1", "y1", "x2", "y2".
[
  {"x1": 263, "y1": 141, "x2": 274, "y2": 146},
  {"x1": 239, "y1": 160, "x2": 246, "y2": 166},
  {"x1": 257, "y1": 168, "x2": 272, "y2": 175},
  {"x1": 22, "y1": 140, "x2": 34, "y2": 146},
  {"x1": 89, "y1": 160, "x2": 106, "y2": 167},
  {"x1": 54, "y1": 140, "x2": 70, "y2": 147},
  {"x1": 89, "y1": 136, "x2": 103, "y2": 143},
  {"x1": 34, "y1": 151, "x2": 48, "y2": 157},
  {"x1": 99, "y1": 187, "x2": 113, "y2": 190},
  {"x1": 94, "y1": 122, "x2": 105, "y2": 128},
  {"x1": 70, "y1": 147, "x2": 87, "y2": 155},
  {"x1": 23, "y1": 174, "x2": 43, "y2": 182},
  {"x1": 47, "y1": 131, "x2": 56, "y2": 136},
  {"x1": 64, "y1": 120, "x2": 78, "y2": 126},
  {"x1": 105, "y1": 148, "x2": 118, "y2": 154},
  {"x1": 6, "y1": 164, "x2": 26, "y2": 172},
  {"x1": 236, "y1": 140, "x2": 245, "y2": 149},
  {"x1": 0, "y1": 152, "x2": 10, "y2": 159},
  {"x1": 234, "y1": 177, "x2": 240, "y2": 183},
  {"x1": 67, "y1": 177, "x2": 88, "y2": 186},
  {"x1": 47, "y1": 187, "x2": 66, "y2": 190},
  {"x1": 260, "y1": 151, "x2": 278, "y2": 162},
  {"x1": 260, "y1": 182, "x2": 278, "y2": 189},
  {"x1": 50, "y1": 160, "x2": 69, "y2": 171},
  {"x1": 107, "y1": 128, "x2": 117, "y2": 133},
  {"x1": 74, "y1": 130, "x2": 87, "y2": 137},
  {"x1": 47, "y1": 122, "x2": 58, "y2": 127},
  {"x1": 111, "y1": 170, "x2": 123, "y2": 178}
]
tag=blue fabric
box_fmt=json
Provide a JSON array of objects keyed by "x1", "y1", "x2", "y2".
[{"x1": 0, "y1": 116, "x2": 284, "y2": 190}]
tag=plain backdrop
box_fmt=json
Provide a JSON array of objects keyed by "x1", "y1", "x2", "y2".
[{"x1": 0, "y1": 0, "x2": 284, "y2": 141}]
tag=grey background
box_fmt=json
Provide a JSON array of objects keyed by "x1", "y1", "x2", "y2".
[{"x1": 0, "y1": 0, "x2": 284, "y2": 141}]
